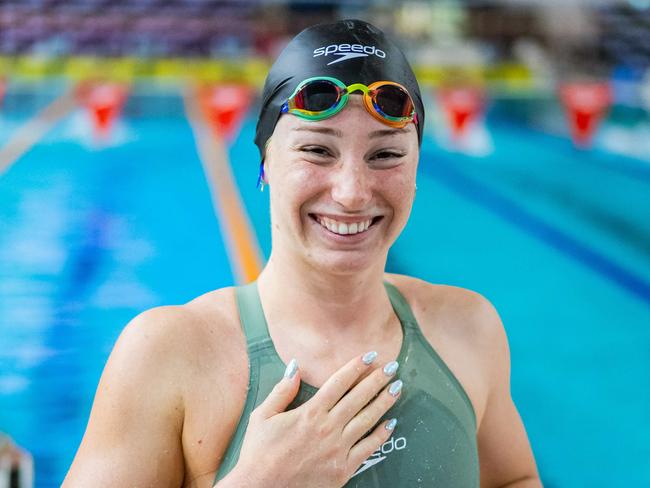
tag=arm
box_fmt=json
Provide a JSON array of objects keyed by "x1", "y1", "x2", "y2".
[
  {"x1": 63, "y1": 307, "x2": 188, "y2": 487},
  {"x1": 474, "y1": 297, "x2": 542, "y2": 488}
]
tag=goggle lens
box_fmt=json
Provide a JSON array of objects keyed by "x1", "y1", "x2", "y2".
[
  {"x1": 294, "y1": 79, "x2": 340, "y2": 112},
  {"x1": 373, "y1": 84, "x2": 414, "y2": 118}
]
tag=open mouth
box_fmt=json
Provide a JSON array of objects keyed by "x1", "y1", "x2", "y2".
[{"x1": 309, "y1": 214, "x2": 384, "y2": 236}]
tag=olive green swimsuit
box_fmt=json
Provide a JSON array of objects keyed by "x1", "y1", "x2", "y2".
[{"x1": 214, "y1": 282, "x2": 479, "y2": 486}]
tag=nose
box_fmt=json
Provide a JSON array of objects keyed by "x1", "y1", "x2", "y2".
[{"x1": 330, "y1": 157, "x2": 372, "y2": 211}]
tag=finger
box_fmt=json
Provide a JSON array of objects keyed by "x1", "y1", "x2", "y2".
[
  {"x1": 254, "y1": 358, "x2": 301, "y2": 420},
  {"x1": 341, "y1": 379, "x2": 402, "y2": 444},
  {"x1": 329, "y1": 361, "x2": 399, "y2": 426},
  {"x1": 347, "y1": 418, "x2": 398, "y2": 474},
  {"x1": 309, "y1": 351, "x2": 378, "y2": 412}
]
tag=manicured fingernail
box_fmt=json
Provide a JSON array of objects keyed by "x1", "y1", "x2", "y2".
[
  {"x1": 284, "y1": 358, "x2": 298, "y2": 379},
  {"x1": 385, "y1": 418, "x2": 398, "y2": 431},
  {"x1": 362, "y1": 351, "x2": 378, "y2": 365},
  {"x1": 383, "y1": 361, "x2": 399, "y2": 376},
  {"x1": 388, "y1": 380, "x2": 403, "y2": 397}
]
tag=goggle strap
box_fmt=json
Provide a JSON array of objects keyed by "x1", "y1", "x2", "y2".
[{"x1": 256, "y1": 162, "x2": 265, "y2": 191}]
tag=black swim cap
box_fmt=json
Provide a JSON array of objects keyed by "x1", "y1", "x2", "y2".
[{"x1": 255, "y1": 19, "x2": 425, "y2": 160}]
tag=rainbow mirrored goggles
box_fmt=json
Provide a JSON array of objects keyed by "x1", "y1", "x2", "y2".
[{"x1": 280, "y1": 76, "x2": 417, "y2": 129}]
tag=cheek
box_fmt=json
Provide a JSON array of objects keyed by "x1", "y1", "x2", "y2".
[
  {"x1": 285, "y1": 164, "x2": 324, "y2": 191},
  {"x1": 377, "y1": 165, "x2": 416, "y2": 208},
  {"x1": 282, "y1": 174, "x2": 320, "y2": 214},
  {"x1": 270, "y1": 163, "x2": 325, "y2": 217}
]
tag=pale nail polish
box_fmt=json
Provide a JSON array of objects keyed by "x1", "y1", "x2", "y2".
[
  {"x1": 284, "y1": 358, "x2": 298, "y2": 379},
  {"x1": 388, "y1": 380, "x2": 403, "y2": 397},
  {"x1": 362, "y1": 351, "x2": 378, "y2": 365},
  {"x1": 383, "y1": 361, "x2": 399, "y2": 376},
  {"x1": 385, "y1": 418, "x2": 398, "y2": 431}
]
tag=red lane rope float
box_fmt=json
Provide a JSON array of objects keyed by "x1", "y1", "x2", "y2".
[
  {"x1": 76, "y1": 80, "x2": 129, "y2": 139},
  {"x1": 559, "y1": 81, "x2": 612, "y2": 149},
  {"x1": 437, "y1": 86, "x2": 486, "y2": 140},
  {"x1": 198, "y1": 83, "x2": 253, "y2": 142}
]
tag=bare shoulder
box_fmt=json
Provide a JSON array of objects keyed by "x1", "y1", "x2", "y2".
[
  {"x1": 119, "y1": 286, "x2": 248, "y2": 409},
  {"x1": 64, "y1": 287, "x2": 244, "y2": 487},
  {"x1": 384, "y1": 273, "x2": 507, "y2": 427},
  {"x1": 116, "y1": 286, "x2": 241, "y2": 376},
  {"x1": 384, "y1": 273, "x2": 502, "y2": 338}
]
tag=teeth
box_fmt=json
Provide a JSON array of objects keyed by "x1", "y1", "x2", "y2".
[{"x1": 316, "y1": 216, "x2": 373, "y2": 236}]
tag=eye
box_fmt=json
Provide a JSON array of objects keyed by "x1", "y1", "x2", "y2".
[
  {"x1": 301, "y1": 146, "x2": 333, "y2": 157},
  {"x1": 368, "y1": 149, "x2": 406, "y2": 169},
  {"x1": 372, "y1": 150, "x2": 403, "y2": 160}
]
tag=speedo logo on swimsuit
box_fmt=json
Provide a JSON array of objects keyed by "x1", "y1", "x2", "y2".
[
  {"x1": 351, "y1": 435, "x2": 407, "y2": 478},
  {"x1": 313, "y1": 43, "x2": 386, "y2": 65}
]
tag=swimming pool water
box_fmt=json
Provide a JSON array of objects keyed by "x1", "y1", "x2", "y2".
[{"x1": 1, "y1": 89, "x2": 649, "y2": 487}]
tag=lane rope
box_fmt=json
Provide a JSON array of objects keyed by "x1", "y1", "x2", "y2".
[
  {"x1": 182, "y1": 85, "x2": 263, "y2": 284},
  {"x1": 0, "y1": 90, "x2": 77, "y2": 176}
]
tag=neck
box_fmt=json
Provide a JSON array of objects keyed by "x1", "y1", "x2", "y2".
[{"x1": 257, "y1": 252, "x2": 394, "y2": 342}]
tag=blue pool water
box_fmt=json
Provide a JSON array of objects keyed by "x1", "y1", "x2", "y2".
[{"x1": 1, "y1": 87, "x2": 649, "y2": 487}]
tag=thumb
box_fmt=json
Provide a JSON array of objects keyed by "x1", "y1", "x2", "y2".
[{"x1": 255, "y1": 358, "x2": 301, "y2": 419}]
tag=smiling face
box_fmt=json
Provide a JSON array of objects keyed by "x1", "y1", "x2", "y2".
[{"x1": 264, "y1": 95, "x2": 419, "y2": 276}]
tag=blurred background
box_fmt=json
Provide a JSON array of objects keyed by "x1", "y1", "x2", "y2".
[{"x1": 0, "y1": 0, "x2": 649, "y2": 487}]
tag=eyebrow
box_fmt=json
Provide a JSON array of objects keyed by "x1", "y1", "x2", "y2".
[
  {"x1": 292, "y1": 126, "x2": 343, "y2": 137},
  {"x1": 368, "y1": 127, "x2": 411, "y2": 139}
]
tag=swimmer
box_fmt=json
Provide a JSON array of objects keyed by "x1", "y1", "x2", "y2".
[{"x1": 64, "y1": 20, "x2": 541, "y2": 487}]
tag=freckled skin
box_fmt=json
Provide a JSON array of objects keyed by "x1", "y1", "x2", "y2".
[{"x1": 263, "y1": 95, "x2": 419, "y2": 276}]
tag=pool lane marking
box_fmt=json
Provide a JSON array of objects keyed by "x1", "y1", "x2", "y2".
[
  {"x1": 420, "y1": 149, "x2": 650, "y2": 306},
  {"x1": 182, "y1": 87, "x2": 263, "y2": 284},
  {"x1": 0, "y1": 90, "x2": 77, "y2": 176}
]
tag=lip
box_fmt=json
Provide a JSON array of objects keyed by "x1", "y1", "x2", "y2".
[
  {"x1": 310, "y1": 212, "x2": 380, "y2": 224},
  {"x1": 308, "y1": 213, "x2": 384, "y2": 242}
]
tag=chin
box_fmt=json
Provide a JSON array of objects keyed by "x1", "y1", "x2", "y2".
[{"x1": 305, "y1": 249, "x2": 385, "y2": 277}]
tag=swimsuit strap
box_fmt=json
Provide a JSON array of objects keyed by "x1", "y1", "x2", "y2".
[
  {"x1": 235, "y1": 281, "x2": 269, "y2": 345},
  {"x1": 383, "y1": 281, "x2": 419, "y2": 324}
]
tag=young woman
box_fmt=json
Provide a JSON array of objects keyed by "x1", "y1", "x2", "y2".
[{"x1": 65, "y1": 19, "x2": 541, "y2": 487}]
